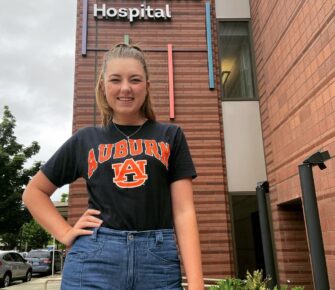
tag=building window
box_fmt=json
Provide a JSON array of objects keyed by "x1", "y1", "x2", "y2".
[{"x1": 219, "y1": 22, "x2": 256, "y2": 100}]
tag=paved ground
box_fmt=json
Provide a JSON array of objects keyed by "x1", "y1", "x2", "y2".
[{"x1": 5, "y1": 274, "x2": 62, "y2": 290}]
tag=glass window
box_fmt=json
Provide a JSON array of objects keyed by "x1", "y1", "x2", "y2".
[
  {"x1": 27, "y1": 251, "x2": 50, "y2": 258},
  {"x1": 3, "y1": 254, "x2": 14, "y2": 261},
  {"x1": 219, "y1": 22, "x2": 256, "y2": 100},
  {"x1": 10, "y1": 253, "x2": 24, "y2": 262}
]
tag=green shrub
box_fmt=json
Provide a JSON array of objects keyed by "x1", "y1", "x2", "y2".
[
  {"x1": 273, "y1": 286, "x2": 304, "y2": 290},
  {"x1": 245, "y1": 270, "x2": 270, "y2": 290},
  {"x1": 208, "y1": 277, "x2": 244, "y2": 290},
  {"x1": 208, "y1": 270, "x2": 304, "y2": 290}
]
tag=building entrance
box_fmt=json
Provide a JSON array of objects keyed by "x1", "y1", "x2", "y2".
[{"x1": 230, "y1": 194, "x2": 265, "y2": 278}]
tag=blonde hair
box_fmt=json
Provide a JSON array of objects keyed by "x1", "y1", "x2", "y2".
[{"x1": 95, "y1": 43, "x2": 156, "y2": 126}]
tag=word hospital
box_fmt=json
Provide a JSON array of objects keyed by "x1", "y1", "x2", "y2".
[{"x1": 93, "y1": 4, "x2": 172, "y2": 22}]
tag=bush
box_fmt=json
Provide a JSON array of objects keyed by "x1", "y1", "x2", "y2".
[
  {"x1": 208, "y1": 277, "x2": 244, "y2": 290},
  {"x1": 208, "y1": 270, "x2": 304, "y2": 290}
]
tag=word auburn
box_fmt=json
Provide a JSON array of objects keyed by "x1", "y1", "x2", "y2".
[{"x1": 94, "y1": 4, "x2": 172, "y2": 22}]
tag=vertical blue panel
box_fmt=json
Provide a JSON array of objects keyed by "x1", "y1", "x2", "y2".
[
  {"x1": 205, "y1": 2, "x2": 215, "y2": 89},
  {"x1": 81, "y1": 0, "x2": 88, "y2": 56}
]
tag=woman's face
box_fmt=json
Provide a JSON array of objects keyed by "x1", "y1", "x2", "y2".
[{"x1": 103, "y1": 57, "x2": 149, "y2": 123}]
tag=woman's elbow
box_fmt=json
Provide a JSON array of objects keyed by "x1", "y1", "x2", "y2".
[
  {"x1": 22, "y1": 171, "x2": 57, "y2": 203},
  {"x1": 22, "y1": 180, "x2": 34, "y2": 204}
]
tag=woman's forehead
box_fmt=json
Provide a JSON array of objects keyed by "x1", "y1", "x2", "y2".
[{"x1": 105, "y1": 57, "x2": 145, "y2": 75}]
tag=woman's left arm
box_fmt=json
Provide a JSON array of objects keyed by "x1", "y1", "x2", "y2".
[{"x1": 171, "y1": 178, "x2": 204, "y2": 290}]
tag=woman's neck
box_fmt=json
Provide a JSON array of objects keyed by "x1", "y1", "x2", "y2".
[{"x1": 112, "y1": 115, "x2": 147, "y2": 126}]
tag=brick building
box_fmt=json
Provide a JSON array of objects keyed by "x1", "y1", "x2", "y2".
[{"x1": 69, "y1": 0, "x2": 335, "y2": 289}]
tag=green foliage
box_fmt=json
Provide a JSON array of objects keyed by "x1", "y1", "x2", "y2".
[
  {"x1": 209, "y1": 270, "x2": 304, "y2": 290},
  {"x1": 0, "y1": 232, "x2": 21, "y2": 250},
  {"x1": 273, "y1": 286, "x2": 304, "y2": 290},
  {"x1": 20, "y1": 219, "x2": 51, "y2": 251},
  {"x1": 245, "y1": 270, "x2": 270, "y2": 290},
  {"x1": 61, "y1": 193, "x2": 68, "y2": 202},
  {"x1": 208, "y1": 277, "x2": 244, "y2": 290},
  {"x1": 0, "y1": 106, "x2": 41, "y2": 246}
]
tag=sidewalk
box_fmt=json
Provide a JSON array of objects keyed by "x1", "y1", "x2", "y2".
[{"x1": 6, "y1": 275, "x2": 61, "y2": 290}]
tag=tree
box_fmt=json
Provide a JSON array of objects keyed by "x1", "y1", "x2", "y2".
[
  {"x1": 61, "y1": 193, "x2": 68, "y2": 202},
  {"x1": 20, "y1": 220, "x2": 51, "y2": 251},
  {"x1": 0, "y1": 106, "x2": 41, "y2": 248}
]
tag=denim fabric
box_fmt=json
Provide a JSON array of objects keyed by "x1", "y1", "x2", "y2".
[{"x1": 61, "y1": 227, "x2": 182, "y2": 290}]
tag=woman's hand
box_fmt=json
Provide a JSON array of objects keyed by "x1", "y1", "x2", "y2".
[{"x1": 59, "y1": 209, "x2": 103, "y2": 247}]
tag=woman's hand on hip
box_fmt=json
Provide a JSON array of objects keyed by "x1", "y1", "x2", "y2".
[{"x1": 60, "y1": 209, "x2": 103, "y2": 247}]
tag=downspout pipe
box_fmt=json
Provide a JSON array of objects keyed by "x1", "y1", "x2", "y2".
[{"x1": 256, "y1": 181, "x2": 277, "y2": 289}]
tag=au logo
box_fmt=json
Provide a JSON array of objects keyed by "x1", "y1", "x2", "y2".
[{"x1": 112, "y1": 158, "x2": 148, "y2": 188}]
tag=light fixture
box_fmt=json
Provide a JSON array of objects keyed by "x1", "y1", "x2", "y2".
[
  {"x1": 221, "y1": 71, "x2": 230, "y2": 86},
  {"x1": 299, "y1": 150, "x2": 331, "y2": 290}
]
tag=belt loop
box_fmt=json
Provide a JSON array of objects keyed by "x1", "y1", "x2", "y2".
[
  {"x1": 91, "y1": 227, "x2": 99, "y2": 241},
  {"x1": 155, "y1": 231, "x2": 163, "y2": 244}
]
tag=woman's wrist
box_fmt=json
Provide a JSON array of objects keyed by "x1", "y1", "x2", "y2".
[
  {"x1": 187, "y1": 278, "x2": 204, "y2": 290},
  {"x1": 188, "y1": 283, "x2": 204, "y2": 290}
]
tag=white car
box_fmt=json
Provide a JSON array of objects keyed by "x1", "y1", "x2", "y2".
[{"x1": 0, "y1": 251, "x2": 32, "y2": 287}]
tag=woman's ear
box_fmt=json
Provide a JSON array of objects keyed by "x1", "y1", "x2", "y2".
[
  {"x1": 100, "y1": 79, "x2": 105, "y2": 94},
  {"x1": 146, "y1": 80, "x2": 150, "y2": 93}
]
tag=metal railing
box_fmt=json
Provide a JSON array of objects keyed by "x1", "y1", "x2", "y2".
[
  {"x1": 43, "y1": 276, "x2": 222, "y2": 290},
  {"x1": 182, "y1": 277, "x2": 221, "y2": 289},
  {"x1": 44, "y1": 277, "x2": 62, "y2": 290}
]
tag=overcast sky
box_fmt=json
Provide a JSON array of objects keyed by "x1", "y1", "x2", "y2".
[{"x1": 0, "y1": 1, "x2": 77, "y2": 201}]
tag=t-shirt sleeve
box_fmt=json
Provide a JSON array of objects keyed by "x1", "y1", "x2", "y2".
[
  {"x1": 168, "y1": 127, "x2": 197, "y2": 183},
  {"x1": 40, "y1": 133, "x2": 81, "y2": 187}
]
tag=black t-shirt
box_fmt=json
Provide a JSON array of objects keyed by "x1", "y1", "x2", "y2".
[{"x1": 41, "y1": 120, "x2": 197, "y2": 230}]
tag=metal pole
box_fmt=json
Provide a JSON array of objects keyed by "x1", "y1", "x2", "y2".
[
  {"x1": 52, "y1": 237, "x2": 55, "y2": 277},
  {"x1": 298, "y1": 163, "x2": 330, "y2": 290},
  {"x1": 256, "y1": 182, "x2": 277, "y2": 289}
]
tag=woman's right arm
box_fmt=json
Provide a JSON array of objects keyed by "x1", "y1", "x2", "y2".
[{"x1": 22, "y1": 170, "x2": 102, "y2": 247}]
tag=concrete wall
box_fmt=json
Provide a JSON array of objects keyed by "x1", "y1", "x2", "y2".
[
  {"x1": 215, "y1": 0, "x2": 250, "y2": 19},
  {"x1": 222, "y1": 101, "x2": 267, "y2": 192}
]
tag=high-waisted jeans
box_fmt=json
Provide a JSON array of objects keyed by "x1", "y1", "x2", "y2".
[{"x1": 61, "y1": 227, "x2": 183, "y2": 290}]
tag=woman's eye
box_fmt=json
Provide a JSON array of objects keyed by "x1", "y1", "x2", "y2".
[
  {"x1": 131, "y1": 79, "x2": 141, "y2": 83},
  {"x1": 110, "y1": 79, "x2": 120, "y2": 82}
]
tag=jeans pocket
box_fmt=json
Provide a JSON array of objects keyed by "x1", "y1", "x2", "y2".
[
  {"x1": 146, "y1": 239, "x2": 180, "y2": 265},
  {"x1": 66, "y1": 235, "x2": 104, "y2": 262}
]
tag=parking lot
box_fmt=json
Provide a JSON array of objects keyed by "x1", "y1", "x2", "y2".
[{"x1": 4, "y1": 274, "x2": 61, "y2": 290}]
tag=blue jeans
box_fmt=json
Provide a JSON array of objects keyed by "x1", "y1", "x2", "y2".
[{"x1": 61, "y1": 227, "x2": 183, "y2": 290}]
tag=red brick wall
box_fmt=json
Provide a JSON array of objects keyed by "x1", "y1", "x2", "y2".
[
  {"x1": 70, "y1": 0, "x2": 234, "y2": 278},
  {"x1": 250, "y1": 0, "x2": 335, "y2": 288},
  {"x1": 276, "y1": 205, "x2": 313, "y2": 288}
]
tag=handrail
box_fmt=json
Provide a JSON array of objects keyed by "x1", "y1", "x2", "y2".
[
  {"x1": 182, "y1": 276, "x2": 222, "y2": 289},
  {"x1": 42, "y1": 276, "x2": 221, "y2": 289},
  {"x1": 44, "y1": 277, "x2": 62, "y2": 290}
]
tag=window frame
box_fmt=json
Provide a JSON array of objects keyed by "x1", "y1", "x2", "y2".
[{"x1": 217, "y1": 20, "x2": 259, "y2": 101}]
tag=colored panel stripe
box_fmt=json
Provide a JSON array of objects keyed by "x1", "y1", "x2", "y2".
[
  {"x1": 81, "y1": 0, "x2": 88, "y2": 56},
  {"x1": 205, "y1": 2, "x2": 215, "y2": 89},
  {"x1": 124, "y1": 35, "x2": 130, "y2": 45},
  {"x1": 167, "y1": 44, "x2": 175, "y2": 120}
]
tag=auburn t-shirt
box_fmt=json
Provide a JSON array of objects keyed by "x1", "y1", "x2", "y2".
[{"x1": 41, "y1": 120, "x2": 197, "y2": 230}]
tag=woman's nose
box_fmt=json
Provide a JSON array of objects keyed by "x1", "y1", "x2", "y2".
[{"x1": 120, "y1": 80, "x2": 131, "y2": 92}]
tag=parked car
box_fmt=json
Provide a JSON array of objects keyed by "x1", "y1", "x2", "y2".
[
  {"x1": 26, "y1": 249, "x2": 63, "y2": 275},
  {"x1": 0, "y1": 250, "x2": 32, "y2": 288},
  {"x1": 19, "y1": 252, "x2": 28, "y2": 258}
]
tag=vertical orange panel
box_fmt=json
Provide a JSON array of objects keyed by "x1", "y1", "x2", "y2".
[{"x1": 167, "y1": 44, "x2": 175, "y2": 119}]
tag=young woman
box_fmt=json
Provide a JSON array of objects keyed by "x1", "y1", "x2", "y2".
[{"x1": 23, "y1": 43, "x2": 204, "y2": 290}]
